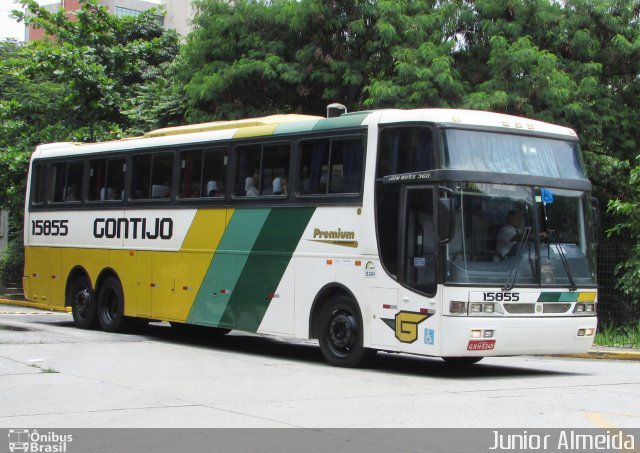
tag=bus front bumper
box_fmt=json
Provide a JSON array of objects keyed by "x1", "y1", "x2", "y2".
[{"x1": 440, "y1": 315, "x2": 597, "y2": 357}]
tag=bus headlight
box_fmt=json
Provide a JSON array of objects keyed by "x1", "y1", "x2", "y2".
[
  {"x1": 469, "y1": 303, "x2": 495, "y2": 315},
  {"x1": 574, "y1": 303, "x2": 595, "y2": 314}
]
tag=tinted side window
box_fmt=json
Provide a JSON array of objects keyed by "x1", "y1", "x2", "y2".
[
  {"x1": 50, "y1": 161, "x2": 83, "y2": 203},
  {"x1": 132, "y1": 153, "x2": 174, "y2": 200},
  {"x1": 30, "y1": 163, "x2": 47, "y2": 206},
  {"x1": 298, "y1": 137, "x2": 364, "y2": 196},
  {"x1": 202, "y1": 149, "x2": 227, "y2": 197},
  {"x1": 235, "y1": 144, "x2": 290, "y2": 197},
  {"x1": 377, "y1": 126, "x2": 434, "y2": 178},
  {"x1": 89, "y1": 158, "x2": 125, "y2": 201},
  {"x1": 179, "y1": 148, "x2": 227, "y2": 199}
]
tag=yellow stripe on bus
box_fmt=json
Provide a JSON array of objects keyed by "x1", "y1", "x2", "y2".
[
  {"x1": 578, "y1": 292, "x2": 597, "y2": 302},
  {"x1": 180, "y1": 208, "x2": 232, "y2": 252}
]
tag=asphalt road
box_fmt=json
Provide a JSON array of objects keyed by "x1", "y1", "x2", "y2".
[{"x1": 1, "y1": 303, "x2": 639, "y2": 429}]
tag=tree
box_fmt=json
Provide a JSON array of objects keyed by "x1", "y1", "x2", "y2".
[
  {"x1": 184, "y1": 0, "x2": 368, "y2": 120},
  {"x1": 0, "y1": 0, "x2": 181, "y2": 281},
  {"x1": 11, "y1": 0, "x2": 181, "y2": 139},
  {"x1": 608, "y1": 160, "x2": 640, "y2": 300}
]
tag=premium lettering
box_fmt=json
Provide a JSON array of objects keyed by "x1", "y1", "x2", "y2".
[
  {"x1": 93, "y1": 217, "x2": 173, "y2": 240},
  {"x1": 313, "y1": 228, "x2": 355, "y2": 240}
]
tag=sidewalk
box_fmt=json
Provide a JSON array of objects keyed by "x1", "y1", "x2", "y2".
[{"x1": 2, "y1": 297, "x2": 639, "y2": 360}]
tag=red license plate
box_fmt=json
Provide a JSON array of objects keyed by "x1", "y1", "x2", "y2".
[{"x1": 467, "y1": 340, "x2": 496, "y2": 351}]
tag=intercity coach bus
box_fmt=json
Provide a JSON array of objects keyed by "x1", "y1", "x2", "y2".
[{"x1": 23, "y1": 108, "x2": 598, "y2": 366}]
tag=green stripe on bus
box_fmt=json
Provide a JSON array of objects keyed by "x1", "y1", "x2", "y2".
[
  {"x1": 538, "y1": 292, "x2": 580, "y2": 302},
  {"x1": 558, "y1": 292, "x2": 580, "y2": 302},
  {"x1": 186, "y1": 209, "x2": 270, "y2": 327},
  {"x1": 538, "y1": 293, "x2": 561, "y2": 302},
  {"x1": 221, "y1": 207, "x2": 316, "y2": 331},
  {"x1": 273, "y1": 119, "x2": 321, "y2": 135},
  {"x1": 311, "y1": 113, "x2": 369, "y2": 131}
]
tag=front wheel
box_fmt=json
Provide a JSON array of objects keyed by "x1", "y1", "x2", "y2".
[
  {"x1": 69, "y1": 274, "x2": 98, "y2": 329},
  {"x1": 97, "y1": 276, "x2": 129, "y2": 333},
  {"x1": 317, "y1": 294, "x2": 375, "y2": 367}
]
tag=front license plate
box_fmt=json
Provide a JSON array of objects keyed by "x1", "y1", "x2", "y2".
[{"x1": 467, "y1": 340, "x2": 496, "y2": 351}]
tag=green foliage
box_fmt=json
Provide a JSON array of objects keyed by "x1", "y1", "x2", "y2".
[
  {"x1": 0, "y1": 237, "x2": 24, "y2": 286},
  {"x1": 11, "y1": 0, "x2": 181, "y2": 137},
  {"x1": 595, "y1": 322, "x2": 640, "y2": 348},
  {"x1": 608, "y1": 160, "x2": 640, "y2": 299},
  {"x1": 0, "y1": 0, "x2": 181, "y2": 278}
]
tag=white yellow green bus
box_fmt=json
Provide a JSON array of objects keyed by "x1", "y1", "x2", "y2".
[{"x1": 23, "y1": 108, "x2": 598, "y2": 366}]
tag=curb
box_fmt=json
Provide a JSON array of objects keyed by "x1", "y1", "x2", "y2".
[
  {"x1": 0, "y1": 298, "x2": 71, "y2": 313},
  {"x1": 558, "y1": 351, "x2": 640, "y2": 361}
]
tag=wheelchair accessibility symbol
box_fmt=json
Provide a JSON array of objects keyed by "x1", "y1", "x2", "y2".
[{"x1": 541, "y1": 188, "x2": 554, "y2": 204}]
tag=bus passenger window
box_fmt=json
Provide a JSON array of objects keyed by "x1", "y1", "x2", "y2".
[
  {"x1": 298, "y1": 137, "x2": 364, "y2": 196},
  {"x1": 202, "y1": 150, "x2": 226, "y2": 198},
  {"x1": 50, "y1": 163, "x2": 66, "y2": 203},
  {"x1": 329, "y1": 139, "x2": 363, "y2": 194},
  {"x1": 299, "y1": 141, "x2": 329, "y2": 195},
  {"x1": 89, "y1": 158, "x2": 125, "y2": 202},
  {"x1": 180, "y1": 150, "x2": 203, "y2": 198},
  {"x1": 236, "y1": 145, "x2": 260, "y2": 197},
  {"x1": 179, "y1": 148, "x2": 227, "y2": 199},
  {"x1": 261, "y1": 144, "x2": 290, "y2": 196},
  {"x1": 50, "y1": 161, "x2": 83, "y2": 203},
  {"x1": 235, "y1": 144, "x2": 290, "y2": 197},
  {"x1": 30, "y1": 164, "x2": 47, "y2": 206},
  {"x1": 132, "y1": 153, "x2": 174, "y2": 200}
]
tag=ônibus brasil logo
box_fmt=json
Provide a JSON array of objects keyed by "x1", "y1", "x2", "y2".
[{"x1": 8, "y1": 429, "x2": 72, "y2": 453}]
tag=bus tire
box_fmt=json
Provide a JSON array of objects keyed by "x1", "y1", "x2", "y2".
[
  {"x1": 442, "y1": 357, "x2": 483, "y2": 366},
  {"x1": 97, "y1": 276, "x2": 128, "y2": 333},
  {"x1": 317, "y1": 294, "x2": 375, "y2": 367},
  {"x1": 69, "y1": 274, "x2": 98, "y2": 329}
]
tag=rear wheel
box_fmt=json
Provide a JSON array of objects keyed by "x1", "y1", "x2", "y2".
[
  {"x1": 69, "y1": 274, "x2": 98, "y2": 329},
  {"x1": 317, "y1": 294, "x2": 375, "y2": 367},
  {"x1": 97, "y1": 276, "x2": 128, "y2": 333}
]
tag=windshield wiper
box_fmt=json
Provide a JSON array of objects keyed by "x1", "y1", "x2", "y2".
[
  {"x1": 503, "y1": 227, "x2": 532, "y2": 291},
  {"x1": 547, "y1": 229, "x2": 577, "y2": 291}
]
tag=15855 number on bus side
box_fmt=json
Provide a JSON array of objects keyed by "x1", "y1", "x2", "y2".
[{"x1": 31, "y1": 219, "x2": 69, "y2": 236}]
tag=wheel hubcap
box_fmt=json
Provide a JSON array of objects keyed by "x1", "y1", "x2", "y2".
[{"x1": 329, "y1": 311, "x2": 357, "y2": 353}]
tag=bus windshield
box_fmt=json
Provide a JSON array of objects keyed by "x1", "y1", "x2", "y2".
[
  {"x1": 443, "y1": 129, "x2": 586, "y2": 180},
  {"x1": 444, "y1": 183, "x2": 597, "y2": 288}
]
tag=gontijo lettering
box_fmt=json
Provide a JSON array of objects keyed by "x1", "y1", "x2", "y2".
[{"x1": 93, "y1": 217, "x2": 173, "y2": 239}]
